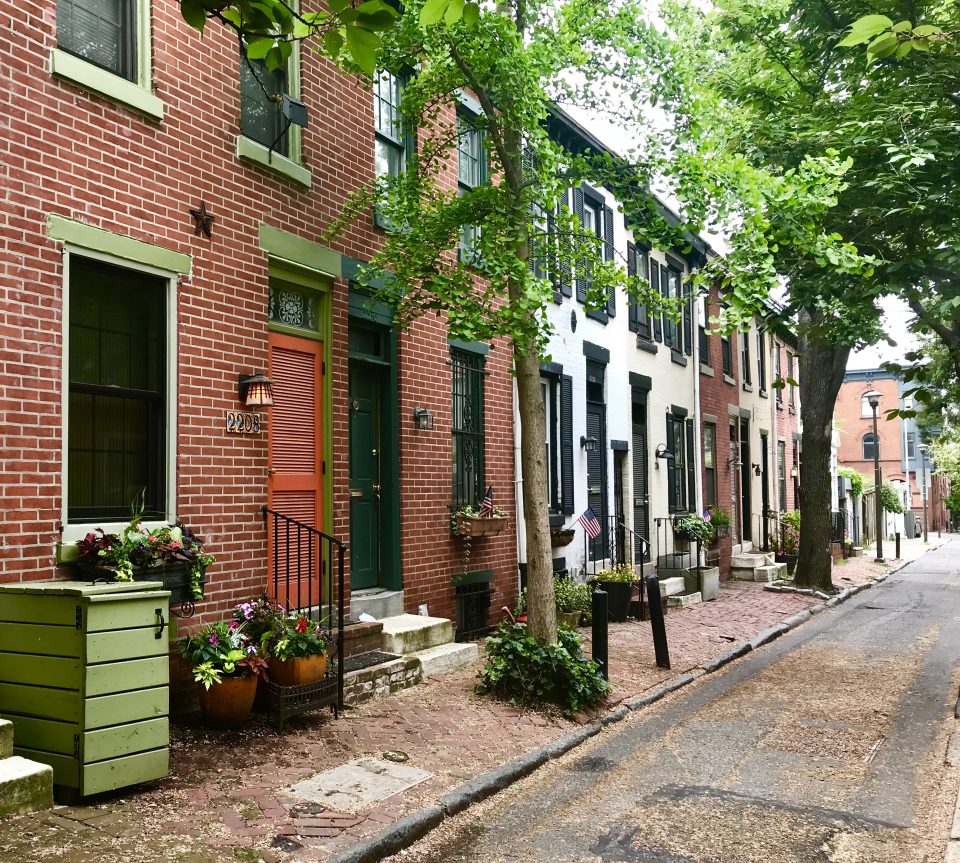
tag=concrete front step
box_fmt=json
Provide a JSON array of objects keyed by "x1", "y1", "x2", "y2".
[
  {"x1": 667, "y1": 591, "x2": 702, "y2": 608},
  {"x1": 752, "y1": 565, "x2": 781, "y2": 583},
  {"x1": 658, "y1": 577, "x2": 686, "y2": 598},
  {"x1": 730, "y1": 552, "x2": 776, "y2": 569},
  {"x1": 413, "y1": 642, "x2": 479, "y2": 678},
  {"x1": 0, "y1": 719, "x2": 12, "y2": 759},
  {"x1": 0, "y1": 756, "x2": 54, "y2": 817},
  {"x1": 380, "y1": 614, "x2": 453, "y2": 654},
  {"x1": 351, "y1": 589, "x2": 405, "y2": 621}
]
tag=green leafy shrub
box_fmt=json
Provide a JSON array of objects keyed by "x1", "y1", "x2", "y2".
[
  {"x1": 673, "y1": 515, "x2": 714, "y2": 544},
  {"x1": 515, "y1": 576, "x2": 593, "y2": 623},
  {"x1": 591, "y1": 562, "x2": 637, "y2": 583},
  {"x1": 708, "y1": 505, "x2": 732, "y2": 528},
  {"x1": 838, "y1": 468, "x2": 866, "y2": 498},
  {"x1": 780, "y1": 509, "x2": 801, "y2": 555},
  {"x1": 477, "y1": 622, "x2": 608, "y2": 714}
]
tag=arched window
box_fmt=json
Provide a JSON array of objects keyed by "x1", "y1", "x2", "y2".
[{"x1": 863, "y1": 433, "x2": 879, "y2": 461}]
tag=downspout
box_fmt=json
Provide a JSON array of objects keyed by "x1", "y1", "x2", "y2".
[
  {"x1": 692, "y1": 283, "x2": 704, "y2": 521},
  {"x1": 512, "y1": 380, "x2": 526, "y2": 580}
]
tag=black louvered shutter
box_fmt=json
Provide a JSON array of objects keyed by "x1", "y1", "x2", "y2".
[
  {"x1": 651, "y1": 263, "x2": 662, "y2": 342},
  {"x1": 573, "y1": 187, "x2": 586, "y2": 303},
  {"x1": 560, "y1": 374, "x2": 574, "y2": 514},
  {"x1": 686, "y1": 419, "x2": 695, "y2": 511},
  {"x1": 627, "y1": 244, "x2": 639, "y2": 333},
  {"x1": 682, "y1": 281, "x2": 693, "y2": 356},
  {"x1": 557, "y1": 191, "x2": 572, "y2": 298},
  {"x1": 666, "y1": 415, "x2": 676, "y2": 511},
  {"x1": 604, "y1": 205, "x2": 615, "y2": 317},
  {"x1": 661, "y1": 265, "x2": 673, "y2": 348}
]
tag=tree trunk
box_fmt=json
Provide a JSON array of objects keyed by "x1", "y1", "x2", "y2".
[
  {"x1": 514, "y1": 344, "x2": 557, "y2": 644},
  {"x1": 795, "y1": 311, "x2": 849, "y2": 592}
]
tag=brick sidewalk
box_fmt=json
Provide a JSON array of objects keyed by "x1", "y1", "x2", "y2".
[{"x1": 0, "y1": 537, "x2": 947, "y2": 863}]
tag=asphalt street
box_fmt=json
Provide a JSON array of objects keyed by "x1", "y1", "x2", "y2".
[{"x1": 398, "y1": 538, "x2": 960, "y2": 863}]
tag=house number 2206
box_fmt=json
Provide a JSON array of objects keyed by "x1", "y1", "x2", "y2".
[{"x1": 225, "y1": 412, "x2": 262, "y2": 434}]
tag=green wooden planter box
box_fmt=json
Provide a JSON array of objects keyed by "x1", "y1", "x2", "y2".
[
  {"x1": 74, "y1": 560, "x2": 204, "y2": 605},
  {"x1": 0, "y1": 580, "x2": 171, "y2": 799}
]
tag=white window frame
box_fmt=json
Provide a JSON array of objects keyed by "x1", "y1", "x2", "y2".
[{"x1": 60, "y1": 246, "x2": 179, "y2": 543}]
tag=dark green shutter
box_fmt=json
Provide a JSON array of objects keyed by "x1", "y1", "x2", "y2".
[
  {"x1": 661, "y1": 265, "x2": 673, "y2": 348},
  {"x1": 686, "y1": 419, "x2": 695, "y2": 511},
  {"x1": 651, "y1": 264, "x2": 662, "y2": 342},
  {"x1": 666, "y1": 415, "x2": 676, "y2": 511},
  {"x1": 557, "y1": 191, "x2": 572, "y2": 298},
  {"x1": 573, "y1": 187, "x2": 586, "y2": 303},
  {"x1": 682, "y1": 281, "x2": 693, "y2": 356},
  {"x1": 604, "y1": 205, "x2": 615, "y2": 317},
  {"x1": 560, "y1": 374, "x2": 574, "y2": 514},
  {"x1": 627, "y1": 244, "x2": 639, "y2": 333}
]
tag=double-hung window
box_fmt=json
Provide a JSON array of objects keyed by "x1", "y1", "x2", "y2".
[
  {"x1": 774, "y1": 342, "x2": 783, "y2": 406},
  {"x1": 721, "y1": 334, "x2": 732, "y2": 377},
  {"x1": 68, "y1": 257, "x2": 168, "y2": 523},
  {"x1": 237, "y1": 48, "x2": 310, "y2": 186},
  {"x1": 457, "y1": 111, "x2": 487, "y2": 260},
  {"x1": 756, "y1": 329, "x2": 767, "y2": 393},
  {"x1": 741, "y1": 331, "x2": 752, "y2": 387},
  {"x1": 787, "y1": 352, "x2": 796, "y2": 408},
  {"x1": 451, "y1": 348, "x2": 485, "y2": 507},
  {"x1": 667, "y1": 412, "x2": 693, "y2": 513},
  {"x1": 704, "y1": 424, "x2": 717, "y2": 506},
  {"x1": 374, "y1": 70, "x2": 409, "y2": 180},
  {"x1": 627, "y1": 244, "x2": 652, "y2": 341},
  {"x1": 778, "y1": 440, "x2": 787, "y2": 508},
  {"x1": 53, "y1": 0, "x2": 161, "y2": 118},
  {"x1": 699, "y1": 297, "x2": 710, "y2": 365}
]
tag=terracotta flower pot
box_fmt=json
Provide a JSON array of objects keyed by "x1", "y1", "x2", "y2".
[
  {"x1": 198, "y1": 675, "x2": 258, "y2": 729},
  {"x1": 268, "y1": 654, "x2": 328, "y2": 686}
]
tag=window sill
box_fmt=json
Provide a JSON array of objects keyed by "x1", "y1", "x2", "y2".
[
  {"x1": 50, "y1": 49, "x2": 164, "y2": 120},
  {"x1": 789, "y1": 406, "x2": 797, "y2": 415},
  {"x1": 723, "y1": 374, "x2": 736, "y2": 386},
  {"x1": 637, "y1": 338, "x2": 658, "y2": 355},
  {"x1": 699, "y1": 364, "x2": 714, "y2": 377},
  {"x1": 742, "y1": 382, "x2": 753, "y2": 393},
  {"x1": 759, "y1": 389, "x2": 768, "y2": 399},
  {"x1": 671, "y1": 351, "x2": 688, "y2": 367},
  {"x1": 236, "y1": 136, "x2": 312, "y2": 188},
  {"x1": 776, "y1": 402, "x2": 784, "y2": 411}
]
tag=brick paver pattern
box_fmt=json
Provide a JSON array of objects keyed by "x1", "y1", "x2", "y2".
[{"x1": 0, "y1": 536, "x2": 941, "y2": 863}]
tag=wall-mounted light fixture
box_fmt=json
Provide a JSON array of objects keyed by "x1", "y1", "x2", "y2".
[
  {"x1": 752, "y1": 463, "x2": 762, "y2": 477},
  {"x1": 238, "y1": 373, "x2": 274, "y2": 408},
  {"x1": 413, "y1": 407, "x2": 434, "y2": 430},
  {"x1": 654, "y1": 443, "x2": 673, "y2": 469},
  {"x1": 580, "y1": 435, "x2": 599, "y2": 453}
]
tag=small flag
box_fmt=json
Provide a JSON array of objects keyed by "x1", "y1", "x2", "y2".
[
  {"x1": 703, "y1": 507, "x2": 712, "y2": 523},
  {"x1": 578, "y1": 507, "x2": 602, "y2": 539},
  {"x1": 478, "y1": 486, "x2": 494, "y2": 518}
]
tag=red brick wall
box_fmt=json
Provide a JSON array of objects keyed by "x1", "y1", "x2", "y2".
[
  {"x1": 0, "y1": 0, "x2": 517, "y2": 626},
  {"x1": 698, "y1": 286, "x2": 739, "y2": 575},
  {"x1": 835, "y1": 376, "x2": 904, "y2": 484}
]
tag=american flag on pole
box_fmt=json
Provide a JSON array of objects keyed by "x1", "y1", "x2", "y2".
[
  {"x1": 578, "y1": 507, "x2": 602, "y2": 539},
  {"x1": 703, "y1": 507, "x2": 712, "y2": 523},
  {"x1": 478, "y1": 486, "x2": 494, "y2": 518}
]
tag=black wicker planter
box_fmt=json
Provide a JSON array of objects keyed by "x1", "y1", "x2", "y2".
[
  {"x1": 593, "y1": 580, "x2": 633, "y2": 623},
  {"x1": 74, "y1": 560, "x2": 204, "y2": 605}
]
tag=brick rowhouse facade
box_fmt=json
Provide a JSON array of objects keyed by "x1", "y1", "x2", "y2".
[
  {"x1": 773, "y1": 336, "x2": 800, "y2": 514},
  {"x1": 0, "y1": 1, "x2": 516, "y2": 633},
  {"x1": 697, "y1": 285, "x2": 740, "y2": 576}
]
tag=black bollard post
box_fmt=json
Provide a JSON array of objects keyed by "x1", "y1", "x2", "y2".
[
  {"x1": 592, "y1": 589, "x2": 608, "y2": 681},
  {"x1": 645, "y1": 574, "x2": 670, "y2": 670},
  {"x1": 895, "y1": 531, "x2": 901, "y2": 559}
]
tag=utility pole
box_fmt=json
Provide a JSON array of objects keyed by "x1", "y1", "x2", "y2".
[
  {"x1": 866, "y1": 391, "x2": 883, "y2": 562},
  {"x1": 918, "y1": 443, "x2": 929, "y2": 544}
]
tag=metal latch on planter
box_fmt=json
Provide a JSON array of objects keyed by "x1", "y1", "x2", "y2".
[
  {"x1": 73, "y1": 734, "x2": 80, "y2": 759},
  {"x1": 75, "y1": 606, "x2": 82, "y2": 630}
]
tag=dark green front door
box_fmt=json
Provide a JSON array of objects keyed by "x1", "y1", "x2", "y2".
[{"x1": 349, "y1": 363, "x2": 381, "y2": 590}]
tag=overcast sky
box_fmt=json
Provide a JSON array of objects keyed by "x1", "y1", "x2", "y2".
[{"x1": 848, "y1": 296, "x2": 918, "y2": 371}]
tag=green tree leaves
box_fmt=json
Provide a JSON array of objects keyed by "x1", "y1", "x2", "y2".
[{"x1": 839, "y1": 13, "x2": 946, "y2": 61}]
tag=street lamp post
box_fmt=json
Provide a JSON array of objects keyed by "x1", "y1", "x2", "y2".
[
  {"x1": 866, "y1": 391, "x2": 883, "y2": 562},
  {"x1": 918, "y1": 443, "x2": 929, "y2": 543}
]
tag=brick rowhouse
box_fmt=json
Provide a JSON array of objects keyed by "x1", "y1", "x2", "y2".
[{"x1": 0, "y1": 1, "x2": 517, "y2": 642}]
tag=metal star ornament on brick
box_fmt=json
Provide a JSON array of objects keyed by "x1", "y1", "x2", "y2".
[{"x1": 190, "y1": 200, "x2": 215, "y2": 238}]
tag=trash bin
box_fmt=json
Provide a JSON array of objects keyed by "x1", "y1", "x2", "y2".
[{"x1": 0, "y1": 580, "x2": 170, "y2": 799}]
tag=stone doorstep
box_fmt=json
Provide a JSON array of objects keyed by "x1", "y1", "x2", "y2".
[
  {"x1": 0, "y1": 756, "x2": 54, "y2": 818},
  {"x1": 350, "y1": 589, "x2": 405, "y2": 621},
  {"x1": 658, "y1": 577, "x2": 686, "y2": 598},
  {"x1": 730, "y1": 552, "x2": 776, "y2": 570},
  {"x1": 413, "y1": 642, "x2": 479, "y2": 678},
  {"x1": 379, "y1": 614, "x2": 454, "y2": 655},
  {"x1": 0, "y1": 719, "x2": 12, "y2": 759},
  {"x1": 752, "y1": 565, "x2": 781, "y2": 583},
  {"x1": 667, "y1": 591, "x2": 702, "y2": 608}
]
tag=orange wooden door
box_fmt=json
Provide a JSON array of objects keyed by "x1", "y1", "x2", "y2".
[{"x1": 267, "y1": 332, "x2": 324, "y2": 611}]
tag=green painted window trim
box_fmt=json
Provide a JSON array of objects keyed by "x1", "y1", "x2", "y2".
[
  {"x1": 47, "y1": 215, "x2": 190, "y2": 274},
  {"x1": 50, "y1": 49, "x2": 163, "y2": 121},
  {"x1": 448, "y1": 337, "x2": 489, "y2": 356},
  {"x1": 259, "y1": 224, "x2": 340, "y2": 276},
  {"x1": 237, "y1": 136, "x2": 312, "y2": 188}
]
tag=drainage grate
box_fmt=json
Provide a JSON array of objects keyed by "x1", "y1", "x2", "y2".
[{"x1": 342, "y1": 650, "x2": 402, "y2": 674}]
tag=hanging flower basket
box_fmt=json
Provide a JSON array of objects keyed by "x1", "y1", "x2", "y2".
[{"x1": 550, "y1": 528, "x2": 576, "y2": 548}]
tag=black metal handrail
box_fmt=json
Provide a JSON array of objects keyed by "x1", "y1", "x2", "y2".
[
  {"x1": 584, "y1": 516, "x2": 650, "y2": 578},
  {"x1": 262, "y1": 506, "x2": 346, "y2": 710}
]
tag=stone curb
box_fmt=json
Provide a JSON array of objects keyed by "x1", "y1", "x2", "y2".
[
  {"x1": 324, "y1": 805, "x2": 445, "y2": 863},
  {"x1": 329, "y1": 562, "x2": 912, "y2": 862}
]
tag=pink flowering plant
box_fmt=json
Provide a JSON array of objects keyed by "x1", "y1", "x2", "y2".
[
  {"x1": 179, "y1": 620, "x2": 268, "y2": 689},
  {"x1": 76, "y1": 516, "x2": 213, "y2": 600}
]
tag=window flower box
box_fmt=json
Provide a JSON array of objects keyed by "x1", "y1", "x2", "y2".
[
  {"x1": 452, "y1": 514, "x2": 508, "y2": 538},
  {"x1": 74, "y1": 560, "x2": 204, "y2": 605}
]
